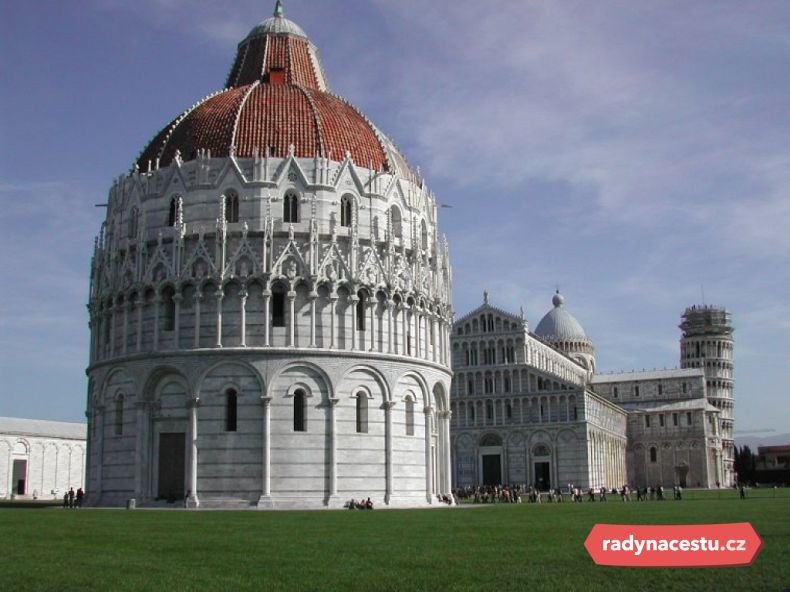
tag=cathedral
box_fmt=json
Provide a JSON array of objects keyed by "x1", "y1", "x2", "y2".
[
  {"x1": 450, "y1": 293, "x2": 734, "y2": 491},
  {"x1": 85, "y1": 2, "x2": 454, "y2": 509}
]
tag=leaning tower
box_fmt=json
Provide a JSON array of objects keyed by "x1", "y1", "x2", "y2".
[
  {"x1": 679, "y1": 305, "x2": 734, "y2": 486},
  {"x1": 85, "y1": 2, "x2": 454, "y2": 509}
]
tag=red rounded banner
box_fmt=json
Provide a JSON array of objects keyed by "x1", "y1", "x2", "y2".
[{"x1": 584, "y1": 523, "x2": 762, "y2": 567}]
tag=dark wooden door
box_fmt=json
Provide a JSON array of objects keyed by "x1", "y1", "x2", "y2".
[
  {"x1": 158, "y1": 433, "x2": 185, "y2": 501},
  {"x1": 482, "y1": 454, "x2": 501, "y2": 485}
]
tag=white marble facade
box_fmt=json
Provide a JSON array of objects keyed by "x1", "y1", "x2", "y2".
[
  {"x1": 451, "y1": 294, "x2": 733, "y2": 491},
  {"x1": 0, "y1": 417, "x2": 86, "y2": 499},
  {"x1": 85, "y1": 7, "x2": 454, "y2": 509}
]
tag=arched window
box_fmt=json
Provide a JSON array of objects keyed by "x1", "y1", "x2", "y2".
[
  {"x1": 486, "y1": 401, "x2": 493, "y2": 421},
  {"x1": 226, "y1": 389, "x2": 238, "y2": 432},
  {"x1": 271, "y1": 284, "x2": 286, "y2": 327},
  {"x1": 168, "y1": 196, "x2": 179, "y2": 227},
  {"x1": 355, "y1": 392, "x2": 368, "y2": 433},
  {"x1": 356, "y1": 290, "x2": 367, "y2": 331},
  {"x1": 293, "y1": 389, "x2": 307, "y2": 432},
  {"x1": 161, "y1": 287, "x2": 175, "y2": 331},
  {"x1": 405, "y1": 398, "x2": 415, "y2": 435},
  {"x1": 650, "y1": 447, "x2": 657, "y2": 463},
  {"x1": 128, "y1": 207, "x2": 139, "y2": 238},
  {"x1": 341, "y1": 195, "x2": 353, "y2": 227},
  {"x1": 283, "y1": 192, "x2": 299, "y2": 223},
  {"x1": 390, "y1": 206, "x2": 402, "y2": 238},
  {"x1": 224, "y1": 191, "x2": 239, "y2": 223},
  {"x1": 115, "y1": 395, "x2": 124, "y2": 436}
]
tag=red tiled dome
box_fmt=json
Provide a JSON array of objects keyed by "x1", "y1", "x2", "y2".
[{"x1": 136, "y1": 7, "x2": 403, "y2": 174}]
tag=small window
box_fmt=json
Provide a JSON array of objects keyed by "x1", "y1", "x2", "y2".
[
  {"x1": 634, "y1": 385, "x2": 640, "y2": 397},
  {"x1": 658, "y1": 383, "x2": 663, "y2": 396},
  {"x1": 613, "y1": 386, "x2": 618, "y2": 398},
  {"x1": 467, "y1": 379, "x2": 474, "y2": 395},
  {"x1": 659, "y1": 415, "x2": 665, "y2": 427},
  {"x1": 128, "y1": 207, "x2": 139, "y2": 238},
  {"x1": 405, "y1": 398, "x2": 415, "y2": 435},
  {"x1": 341, "y1": 195, "x2": 353, "y2": 227},
  {"x1": 356, "y1": 290, "x2": 367, "y2": 331},
  {"x1": 673, "y1": 413, "x2": 678, "y2": 427},
  {"x1": 390, "y1": 206, "x2": 402, "y2": 238},
  {"x1": 283, "y1": 192, "x2": 299, "y2": 223},
  {"x1": 686, "y1": 412, "x2": 692, "y2": 425},
  {"x1": 486, "y1": 401, "x2": 493, "y2": 421},
  {"x1": 115, "y1": 395, "x2": 124, "y2": 436},
  {"x1": 272, "y1": 286, "x2": 286, "y2": 327},
  {"x1": 226, "y1": 389, "x2": 238, "y2": 432},
  {"x1": 161, "y1": 287, "x2": 175, "y2": 331},
  {"x1": 645, "y1": 415, "x2": 651, "y2": 428},
  {"x1": 293, "y1": 389, "x2": 307, "y2": 432},
  {"x1": 355, "y1": 393, "x2": 368, "y2": 433},
  {"x1": 682, "y1": 382, "x2": 687, "y2": 394},
  {"x1": 224, "y1": 191, "x2": 239, "y2": 223},
  {"x1": 650, "y1": 447, "x2": 657, "y2": 463},
  {"x1": 168, "y1": 196, "x2": 179, "y2": 227},
  {"x1": 506, "y1": 403, "x2": 512, "y2": 420}
]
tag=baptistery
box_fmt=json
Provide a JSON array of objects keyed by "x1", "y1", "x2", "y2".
[{"x1": 85, "y1": 2, "x2": 454, "y2": 508}]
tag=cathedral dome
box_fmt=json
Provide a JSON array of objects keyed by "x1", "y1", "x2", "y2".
[
  {"x1": 534, "y1": 291, "x2": 588, "y2": 340},
  {"x1": 135, "y1": 2, "x2": 411, "y2": 177}
]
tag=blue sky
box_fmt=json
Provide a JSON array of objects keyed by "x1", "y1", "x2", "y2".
[{"x1": 1, "y1": 1, "x2": 788, "y2": 437}]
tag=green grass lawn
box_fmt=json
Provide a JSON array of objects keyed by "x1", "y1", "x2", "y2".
[{"x1": 1, "y1": 490, "x2": 787, "y2": 592}]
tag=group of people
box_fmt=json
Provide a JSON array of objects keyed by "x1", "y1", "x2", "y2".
[
  {"x1": 346, "y1": 497, "x2": 374, "y2": 510},
  {"x1": 62, "y1": 487, "x2": 84, "y2": 508},
  {"x1": 454, "y1": 483, "x2": 690, "y2": 504}
]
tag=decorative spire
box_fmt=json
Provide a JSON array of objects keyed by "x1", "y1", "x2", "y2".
[{"x1": 274, "y1": 0, "x2": 283, "y2": 17}]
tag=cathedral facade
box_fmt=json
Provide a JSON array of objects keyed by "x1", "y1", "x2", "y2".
[
  {"x1": 450, "y1": 294, "x2": 733, "y2": 491},
  {"x1": 85, "y1": 3, "x2": 453, "y2": 509}
]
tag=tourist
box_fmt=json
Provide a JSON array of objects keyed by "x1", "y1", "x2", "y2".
[
  {"x1": 599, "y1": 486, "x2": 607, "y2": 502},
  {"x1": 76, "y1": 488, "x2": 84, "y2": 508},
  {"x1": 365, "y1": 497, "x2": 373, "y2": 510},
  {"x1": 63, "y1": 492, "x2": 69, "y2": 509},
  {"x1": 68, "y1": 487, "x2": 75, "y2": 509},
  {"x1": 739, "y1": 484, "x2": 746, "y2": 499}
]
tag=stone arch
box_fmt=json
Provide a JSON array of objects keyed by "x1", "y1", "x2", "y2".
[
  {"x1": 267, "y1": 360, "x2": 334, "y2": 401},
  {"x1": 196, "y1": 361, "x2": 265, "y2": 400},
  {"x1": 432, "y1": 381, "x2": 449, "y2": 412},
  {"x1": 396, "y1": 371, "x2": 430, "y2": 409},
  {"x1": 338, "y1": 365, "x2": 390, "y2": 404}
]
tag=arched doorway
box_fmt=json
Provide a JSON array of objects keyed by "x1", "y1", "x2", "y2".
[{"x1": 479, "y1": 434, "x2": 503, "y2": 485}]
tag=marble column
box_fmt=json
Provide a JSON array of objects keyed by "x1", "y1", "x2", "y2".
[
  {"x1": 257, "y1": 396, "x2": 273, "y2": 508},
  {"x1": 287, "y1": 290, "x2": 296, "y2": 347},
  {"x1": 122, "y1": 302, "x2": 130, "y2": 354},
  {"x1": 186, "y1": 398, "x2": 200, "y2": 508},
  {"x1": 262, "y1": 290, "x2": 271, "y2": 346},
  {"x1": 329, "y1": 294, "x2": 337, "y2": 349},
  {"x1": 327, "y1": 397, "x2": 340, "y2": 504},
  {"x1": 384, "y1": 401, "x2": 395, "y2": 504},
  {"x1": 309, "y1": 291, "x2": 318, "y2": 347},
  {"x1": 215, "y1": 291, "x2": 224, "y2": 348},
  {"x1": 239, "y1": 289, "x2": 248, "y2": 347},
  {"x1": 193, "y1": 291, "x2": 202, "y2": 348},
  {"x1": 152, "y1": 295, "x2": 161, "y2": 351},
  {"x1": 350, "y1": 295, "x2": 359, "y2": 351},
  {"x1": 93, "y1": 405, "x2": 105, "y2": 502},
  {"x1": 424, "y1": 406, "x2": 433, "y2": 502},
  {"x1": 133, "y1": 401, "x2": 148, "y2": 499},
  {"x1": 386, "y1": 300, "x2": 394, "y2": 353},
  {"x1": 173, "y1": 293, "x2": 183, "y2": 348}
]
